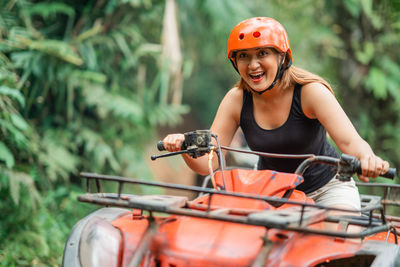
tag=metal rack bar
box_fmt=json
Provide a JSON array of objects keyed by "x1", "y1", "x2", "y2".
[{"x1": 81, "y1": 172, "x2": 382, "y2": 214}]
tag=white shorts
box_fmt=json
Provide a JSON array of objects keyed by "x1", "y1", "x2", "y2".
[{"x1": 306, "y1": 177, "x2": 361, "y2": 210}]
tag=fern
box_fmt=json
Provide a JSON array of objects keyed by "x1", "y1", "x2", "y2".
[
  {"x1": 0, "y1": 142, "x2": 14, "y2": 168},
  {"x1": 147, "y1": 104, "x2": 189, "y2": 127},
  {"x1": 68, "y1": 69, "x2": 107, "y2": 84},
  {"x1": 37, "y1": 130, "x2": 79, "y2": 181},
  {"x1": 16, "y1": 38, "x2": 83, "y2": 65},
  {"x1": 0, "y1": 86, "x2": 25, "y2": 106},
  {"x1": 7, "y1": 169, "x2": 41, "y2": 206},
  {"x1": 0, "y1": 119, "x2": 28, "y2": 148},
  {"x1": 23, "y1": 2, "x2": 75, "y2": 19},
  {"x1": 82, "y1": 86, "x2": 144, "y2": 121},
  {"x1": 0, "y1": 0, "x2": 191, "y2": 264},
  {"x1": 76, "y1": 127, "x2": 121, "y2": 172}
]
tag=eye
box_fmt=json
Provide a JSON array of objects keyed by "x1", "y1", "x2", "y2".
[
  {"x1": 258, "y1": 50, "x2": 269, "y2": 56},
  {"x1": 237, "y1": 52, "x2": 248, "y2": 59}
]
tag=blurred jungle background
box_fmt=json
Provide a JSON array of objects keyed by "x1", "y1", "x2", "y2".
[{"x1": 0, "y1": 0, "x2": 399, "y2": 265}]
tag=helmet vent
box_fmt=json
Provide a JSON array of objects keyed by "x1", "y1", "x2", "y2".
[
  {"x1": 253, "y1": 31, "x2": 261, "y2": 38},
  {"x1": 239, "y1": 33, "x2": 245, "y2": 40}
]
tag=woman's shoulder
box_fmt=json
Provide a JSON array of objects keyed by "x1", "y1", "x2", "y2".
[
  {"x1": 226, "y1": 86, "x2": 244, "y2": 99},
  {"x1": 301, "y1": 82, "x2": 334, "y2": 96},
  {"x1": 301, "y1": 82, "x2": 336, "y2": 118},
  {"x1": 218, "y1": 87, "x2": 244, "y2": 122},
  {"x1": 301, "y1": 82, "x2": 334, "y2": 99},
  {"x1": 221, "y1": 86, "x2": 245, "y2": 106},
  {"x1": 301, "y1": 82, "x2": 326, "y2": 90}
]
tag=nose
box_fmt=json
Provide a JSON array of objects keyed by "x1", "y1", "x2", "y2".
[{"x1": 248, "y1": 55, "x2": 260, "y2": 70}]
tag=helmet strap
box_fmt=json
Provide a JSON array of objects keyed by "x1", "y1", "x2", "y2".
[{"x1": 229, "y1": 58, "x2": 239, "y2": 73}]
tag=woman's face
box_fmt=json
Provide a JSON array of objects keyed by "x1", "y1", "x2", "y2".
[{"x1": 235, "y1": 47, "x2": 280, "y2": 92}]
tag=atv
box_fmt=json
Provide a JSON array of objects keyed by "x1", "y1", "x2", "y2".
[{"x1": 62, "y1": 130, "x2": 400, "y2": 267}]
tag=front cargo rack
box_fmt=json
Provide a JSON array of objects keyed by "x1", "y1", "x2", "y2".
[{"x1": 78, "y1": 172, "x2": 399, "y2": 242}]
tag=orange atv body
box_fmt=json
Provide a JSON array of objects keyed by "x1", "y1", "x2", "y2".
[{"x1": 62, "y1": 169, "x2": 400, "y2": 267}]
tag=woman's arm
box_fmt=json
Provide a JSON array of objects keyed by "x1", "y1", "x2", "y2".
[
  {"x1": 301, "y1": 82, "x2": 389, "y2": 182},
  {"x1": 162, "y1": 87, "x2": 242, "y2": 175}
]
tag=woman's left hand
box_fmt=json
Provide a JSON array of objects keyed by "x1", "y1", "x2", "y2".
[{"x1": 358, "y1": 154, "x2": 390, "y2": 182}]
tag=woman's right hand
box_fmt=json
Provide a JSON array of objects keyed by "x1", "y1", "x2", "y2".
[{"x1": 162, "y1": 134, "x2": 185, "y2": 152}]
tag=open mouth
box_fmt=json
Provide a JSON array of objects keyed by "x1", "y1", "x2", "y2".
[{"x1": 249, "y1": 72, "x2": 265, "y2": 82}]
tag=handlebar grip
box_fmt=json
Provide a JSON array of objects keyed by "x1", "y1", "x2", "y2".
[
  {"x1": 355, "y1": 161, "x2": 397, "y2": 180},
  {"x1": 384, "y1": 168, "x2": 397, "y2": 179},
  {"x1": 157, "y1": 141, "x2": 166, "y2": 151},
  {"x1": 156, "y1": 141, "x2": 187, "y2": 151}
]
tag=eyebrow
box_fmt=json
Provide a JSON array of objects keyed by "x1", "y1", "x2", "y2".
[{"x1": 236, "y1": 47, "x2": 270, "y2": 53}]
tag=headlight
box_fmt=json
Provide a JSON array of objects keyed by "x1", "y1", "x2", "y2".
[{"x1": 79, "y1": 216, "x2": 122, "y2": 267}]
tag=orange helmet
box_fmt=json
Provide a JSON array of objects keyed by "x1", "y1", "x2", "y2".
[{"x1": 227, "y1": 17, "x2": 292, "y2": 62}]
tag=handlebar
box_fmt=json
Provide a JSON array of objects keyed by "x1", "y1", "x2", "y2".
[
  {"x1": 153, "y1": 130, "x2": 397, "y2": 181},
  {"x1": 153, "y1": 130, "x2": 214, "y2": 160},
  {"x1": 157, "y1": 130, "x2": 211, "y2": 151},
  {"x1": 337, "y1": 154, "x2": 396, "y2": 180},
  {"x1": 157, "y1": 140, "x2": 167, "y2": 151},
  {"x1": 348, "y1": 154, "x2": 396, "y2": 180},
  {"x1": 294, "y1": 154, "x2": 396, "y2": 180},
  {"x1": 157, "y1": 140, "x2": 186, "y2": 151}
]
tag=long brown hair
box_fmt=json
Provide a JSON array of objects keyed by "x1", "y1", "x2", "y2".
[{"x1": 234, "y1": 54, "x2": 334, "y2": 95}]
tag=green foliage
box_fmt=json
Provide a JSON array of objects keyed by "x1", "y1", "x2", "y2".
[
  {"x1": 329, "y1": 0, "x2": 400, "y2": 170},
  {"x1": 0, "y1": 0, "x2": 188, "y2": 264},
  {"x1": 0, "y1": 141, "x2": 14, "y2": 168},
  {"x1": 178, "y1": 0, "x2": 254, "y2": 125},
  {"x1": 0, "y1": 175, "x2": 95, "y2": 266}
]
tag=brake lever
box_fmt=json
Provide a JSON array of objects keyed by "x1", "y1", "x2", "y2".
[
  {"x1": 151, "y1": 146, "x2": 213, "y2": 161},
  {"x1": 151, "y1": 150, "x2": 189, "y2": 161}
]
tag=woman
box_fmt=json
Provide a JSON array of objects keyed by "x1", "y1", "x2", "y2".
[{"x1": 162, "y1": 17, "x2": 389, "y2": 210}]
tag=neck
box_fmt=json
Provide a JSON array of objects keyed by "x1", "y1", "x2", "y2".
[
  {"x1": 252, "y1": 82, "x2": 293, "y2": 105},
  {"x1": 254, "y1": 81, "x2": 285, "y2": 98}
]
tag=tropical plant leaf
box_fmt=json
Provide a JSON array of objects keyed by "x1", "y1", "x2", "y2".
[
  {"x1": 6, "y1": 169, "x2": 41, "y2": 206},
  {"x1": 20, "y1": 38, "x2": 83, "y2": 65},
  {"x1": 0, "y1": 141, "x2": 14, "y2": 168},
  {"x1": 38, "y1": 131, "x2": 79, "y2": 181},
  {"x1": 82, "y1": 86, "x2": 144, "y2": 121},
  {"x1": 23, "y1": 2, "x2": 75, "y2": 19},
  {"x1": 10, "y1": 114, "x2": 28, "y2": 131},
  {"x1": 354, "y1": 42, "x2": 374, "y2": 65},
  {"x1": 365, "y1": 67, "x2": 387, "y2": 99},
  {"x1": 360, "y1": 0, "x2": 382, "y2": 29},
  {"x1": 0, "y1": 119, "x2": 28, "y2": 147},
  {"x1": 0, "y1": 86, "x2": 25, "y2": 107},
  {"x1": 75, "y1": 21, "x2": 103, "y2": 42},
  {"x1": 69, "y1": 70, "x2": 107, "y2": 84},
  {"x1": 343, "y1": 0, "x2": 361, "y2": 17},
  {"x1": 76, "y1": 127, "x2": 120, "y2": 171}
]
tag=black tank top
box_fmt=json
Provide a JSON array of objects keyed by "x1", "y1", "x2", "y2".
[{"x1": 240, "y1": 84, "x2": 338, "y2": 194}]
